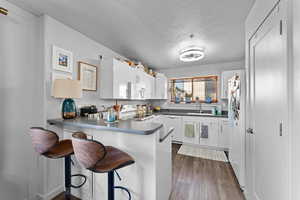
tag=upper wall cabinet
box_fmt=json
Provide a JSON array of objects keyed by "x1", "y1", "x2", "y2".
[
  {"x1": 131, "y1": 67, "x2": 154, "y2": 100},
  {"x1": 221, "y1": 70, "x2": 240, "y2": 99},
  {"x1": 100, "y1": 58, "x2": 164, "y2": 100},
  {"x1": 154, "y1": 73, "x2": 168, "y2": 100},
  {"x1": 100, "y1": 58, "x2": 133, "y2": 99}
]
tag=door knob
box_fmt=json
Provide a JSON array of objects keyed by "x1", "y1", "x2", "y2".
[{"x1": 247, "y1": 128, "x2": 254, "y2": 134}]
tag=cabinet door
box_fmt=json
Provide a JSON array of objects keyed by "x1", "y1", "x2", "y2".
[
  {"x1": 218, "y1": 119, "x2": 231, "y2": 149},
  {"x1": 132, "y1": 68, "x2": 146, "y2": 100},
  {"x1": 163, "y1": 116, "x2": 182, "y2": 142},
  {"x1": 144, "y1": 74, "x2": 154, "y2": 99},
  {"x1": 199, "y1": 119, "x2": 219, "y2": 147},
  {"x1": 182, "y1": 120, "x2": 199, "y2": 144},
  {"x1": 155, "y1": 73, "x2": 168, "y2": 99},
  {"x1": 113, "y1": 59, "x2": 131, "y2": 99}
]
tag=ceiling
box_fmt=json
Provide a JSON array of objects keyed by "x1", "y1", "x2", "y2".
[{"x1": 7, "y1": 0, "x2": 254, "y2": 69}]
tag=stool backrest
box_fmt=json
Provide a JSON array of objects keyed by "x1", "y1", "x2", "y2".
[
  {"x1": 72, "y1": 132, "x2": 107, "y2": 169},
  {"x1": 29, "y1": 127, "x2": 59, "y2": 154}
]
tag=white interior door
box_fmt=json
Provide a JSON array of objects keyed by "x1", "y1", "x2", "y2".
[{"x1": 248, "y1": 3, "x2": 289, "y2": 200}]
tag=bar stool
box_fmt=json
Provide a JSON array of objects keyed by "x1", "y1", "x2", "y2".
[
  {"x1": 28, "y1": 127, "x2": 86, "y2": 199},
  {"x1": 71, "y1": 132, "x2": 135, "y2": 200}
]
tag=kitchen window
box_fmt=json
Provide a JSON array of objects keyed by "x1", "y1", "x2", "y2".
[{"x1": 169, "y1": 76, "x2": 218, "y2": 103}]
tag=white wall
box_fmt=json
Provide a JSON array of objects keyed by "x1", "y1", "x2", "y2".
[
  {"x1": 42, "y1": 15, "x2": 148, "y2": 198},
  {"x1": 153, "y1": 60, "x2": 244, "y2": 110},
  {"x1": 43, "y1": 15, "x2": 145, "y2": 120},
  {"x1": 0, "y1": 0, "x2": 44, "y2": 199}
]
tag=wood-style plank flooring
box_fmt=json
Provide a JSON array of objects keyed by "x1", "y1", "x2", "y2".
[
  {"x1": 53, "y1": 144, "x2": 245, "y2": 200},
  {"x1": 52, "y1": 193, "x2": 80, "y2": 200},
  {"x1": 170, "y1": 144, "x2": 245, "y2": 200}
]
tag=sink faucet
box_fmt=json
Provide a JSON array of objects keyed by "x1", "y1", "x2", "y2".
[{"x1": 197, "y1": 99, "x2": 202, "y2": 113}]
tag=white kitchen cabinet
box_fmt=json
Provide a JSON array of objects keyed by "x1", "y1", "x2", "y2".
[
  {"x1": 144, "y1": 73, "x2": 155, "y2": 99},
  {"x1": 180, "y1": 116, "x2": 222, "y2": 148},
  {"x1": 101, "y1": 58, "x2": 158, "y2": 100},
  {"x1": 100, "y1": 58, "x2": 167, "y2": 100},
  {"x1": 218, "y1": 119, "x2": 231, "y2": 149},
  {"x1": 198, "y1": 118, "x2": 219, "y2": 147},
  {"x1": 131, "y1": 68, "x2": 145, "y2": 100},
  {"x1": 162, "y1": 115, "x2": 182, "y2": 143},
  {"x1": 221, "y1": 70, "x2": 240, "y2": 99},
  {"x1": 182, "y1": 118, "x2": 199, "y2": 144},
  {"x1": 154, "y1": 73, "x2": 168, "y2": 99},
  {"x1": 113, "y1": 59, "x2": 132, "y2": 99},
  {"x1": 100, "y1": 58, "x2": 134, "y2": 99}
]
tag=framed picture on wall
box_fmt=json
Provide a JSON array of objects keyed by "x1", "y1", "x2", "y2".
[
  {"x1": 52, "y1": 45, "x2": 73, "y2": 73},
  {"x1": 78, "y1": 61, "x2": 98, "y2": 91}
]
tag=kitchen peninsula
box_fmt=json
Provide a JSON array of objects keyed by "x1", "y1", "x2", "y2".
[{"x1": 48, "y1": 116, "x2": 172, "y2": 200}]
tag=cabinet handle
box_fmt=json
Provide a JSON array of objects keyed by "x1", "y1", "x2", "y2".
[
  {"x1": 160, "y1": 128, "x2": 174, "y2": 143},
  {"x1": 279, "y1": 122, "x2": 283, "y2": 136},
  {"x1": 247, "y1": 128, "x2": 254, "y2": 134},
  {"x1": 220, "y1": 125, "x2": 223, "y2": 133}
]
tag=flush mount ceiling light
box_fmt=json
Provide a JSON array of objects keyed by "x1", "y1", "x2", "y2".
[{"x1": 179, "y1": 46, "x2": 205, "y2": 62}]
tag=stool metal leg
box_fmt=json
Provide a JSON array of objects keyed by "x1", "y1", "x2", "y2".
[
  {"x1": 65, "y1": 155, "x2": 71, "y2": 200},
  {"x1": 108, "y1": 171, "x2": 115, "y2": 200}
]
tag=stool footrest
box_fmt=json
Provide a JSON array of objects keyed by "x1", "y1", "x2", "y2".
[
  {"x1": 114, "y1": 186, "x2": 132, "y2": 200},
  {"x1": 71, "y1": 174, "x2": 87, "y2": 189}
]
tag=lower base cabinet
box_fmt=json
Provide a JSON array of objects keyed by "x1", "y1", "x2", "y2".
[
  {"x1": 162, "y1": 116, "x2": 182, "y2": 143},
  {"x1": 218, "y1": 119, "x2": 231, "y2": 149},
  {"x1": 199, "y1": 118, "x2": 219, "y2": 147},
  {"x1": 161, "y1": 115, "x2": 231, "y2": 150}
]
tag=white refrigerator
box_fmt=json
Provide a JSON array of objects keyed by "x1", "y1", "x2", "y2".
[{"x1": 228, "y1": 70, "x2": 246, "y2": 189}]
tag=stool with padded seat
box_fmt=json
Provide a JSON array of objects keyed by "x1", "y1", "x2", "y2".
[
  {"x1": 71, "y1": 132, "x2": 135, "y2": 200},
  {"x1": 28, "y1": 127, "x2": 86, "y2": 199}
]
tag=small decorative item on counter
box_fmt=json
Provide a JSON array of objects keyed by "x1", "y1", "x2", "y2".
[
  {"x1": 88, "y1": 113, "x2": 100, "y2": 120},
  {"x1": 216, "y1": 105, "x2": 222, "y2": 115},
  {"x1": 154, "y1": 106, "x2": 161, "y2": 111},
  {"x1": 185, "y1": 93, "x2": 192, "y2": 103},
  {"x1": 211, "y1": 107, "x2": 217, "y2": 115},
  {"x1": 113, "y1": 100, "x2": 122, "y2": 120},
  {"x1": 136, "y1": 105, "x2": 144, "y2": 118},
  {"x1": 146, "y1": 104, "x2": 153, "y2": 115},
  {"x1": 205, "y1": 96, "x2": 212, "y2": 104},
  {"x1": 107, "y1": 107, "x2": 116, "y2": 122},
  {"x1": 175, "y1": 96, "x2": 181, "y2": 103}
]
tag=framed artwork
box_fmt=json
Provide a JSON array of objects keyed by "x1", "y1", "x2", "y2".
[
  {"x1": 78, "y1": 61, "x2": 98, "y2": 91},
  {"x1": 52, "y1": 45, "x2": 73, "y2": 73}
]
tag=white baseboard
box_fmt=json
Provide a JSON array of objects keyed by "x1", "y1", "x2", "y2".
[{"x1": 36, "y1": 185, "x2": 64, "y2": 200}]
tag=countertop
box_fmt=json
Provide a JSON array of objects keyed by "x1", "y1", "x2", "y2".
[
  {"x1": 154, "y1": 109, "x2": 228, "y2": 118},
  {"x1": 47, "y1": 117, "x2": 163, "y2": 135}
]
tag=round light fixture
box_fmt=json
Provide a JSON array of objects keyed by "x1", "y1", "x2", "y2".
[{"x1": 179, "y1": 46, "x2": 205, "y2": 62}]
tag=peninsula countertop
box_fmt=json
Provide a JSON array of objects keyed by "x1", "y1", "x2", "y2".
[{"x1": 47, "y1": 117, "x2": 163, "y2": 135}]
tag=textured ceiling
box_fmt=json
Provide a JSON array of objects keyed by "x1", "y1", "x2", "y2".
[{"x1": 7, "y1": 0, "x2": 254, "y2": 69}]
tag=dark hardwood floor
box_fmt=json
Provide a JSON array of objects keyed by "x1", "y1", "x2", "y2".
[
  {"x1": 170, "y1": 144, "x2": 245, "y2": 200},
  {"x1": 53, "y1": 144, "x2": 245, "y2": 200}
]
